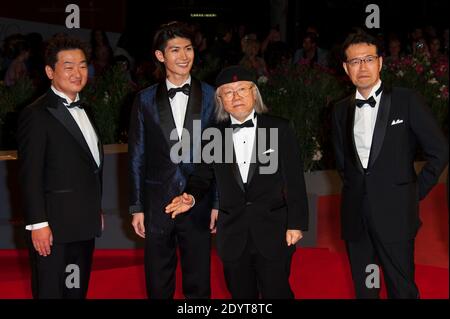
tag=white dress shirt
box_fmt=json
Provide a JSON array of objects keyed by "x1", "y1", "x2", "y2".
[
  {"x1": 353, "y1": 80, "x2": 383, "y2": 169},
  {"x1": 25, "y1": 86, "x2": 100, "y2": 231},
  {"x1": 167, "y1": 76, "x2": 191, "y2": 140},
  {"x1": 230, "y1": 109, "x2": 257, "y2": 183}
]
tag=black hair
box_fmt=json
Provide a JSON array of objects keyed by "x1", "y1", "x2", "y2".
[
  {"x1": 341, "y1": 31, "x2": 380, "y2": 62},
  {"x1": 152, "y1": 21, "x2": 193, "y2": 76},
  {"x1": 152, "y1": 21, "x2": 194, "y2": 53},
  {"x1": 45, "y1": 35, "x2": 89, "y2": 69}
]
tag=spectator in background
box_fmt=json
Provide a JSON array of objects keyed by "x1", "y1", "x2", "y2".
[
  {"x1": 261, "y1": 27, "x2": 282, "y2": 55},
  {"x1": 239, "y1": 34, "x2": 268, "y2": 78},
  {"x1": 428, "y1": 36, "x2": 446, "y2": 63},
  {"x1": 4, "y1": 38, "x2": 30, "y2": 87},
  {"x1": 209, "y1": 23, "x2": 241, "y2": 70},
  {"x1": 293, "y1": 32, "x2": 329, "y2": 67},
  {"x1": 89, "y1": 29, "x2": 113, "y2": 79},
  {"x1": 384, "y1": 37, "x2": 403, "y2": 64}
]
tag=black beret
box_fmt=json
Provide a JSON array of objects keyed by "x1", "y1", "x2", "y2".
[{"x1": 215, "y1": 65, "x2": 256, "y2": 87}]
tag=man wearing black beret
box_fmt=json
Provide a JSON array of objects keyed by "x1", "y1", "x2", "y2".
[{"x1": 165, "y1": 65, "x2": 309, "y2": 299}]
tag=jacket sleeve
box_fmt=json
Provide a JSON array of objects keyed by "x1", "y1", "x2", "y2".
[
  {"x1": 17, "y1": 106, "x2": 48, "y2": 225},
  {"x1": 409, "y1": 91, "x2": 449, "y2": 199},
  {"x1": 128, "y1": 93, "x2": 146, "y2": 213},
  {"x1": 280, "y1": 122, "x2": 309, "y2": 231},
  {"x1": 331, "y1": 104, "x2": 345, "y2": 180}
]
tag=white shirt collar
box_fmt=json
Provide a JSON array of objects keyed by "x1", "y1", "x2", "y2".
[
  {"x1": 355, "y1": 80, "x2": 382, "y2": 101},
  {"x1": 166, "y1": 76, "x2": 191, "y2": 90},
  {"x1": 51, "y1": 85, "x2": 80, "y2": 104},
  {"x1": 230, "y1": 109, "x2": 256, "y2": 125}
]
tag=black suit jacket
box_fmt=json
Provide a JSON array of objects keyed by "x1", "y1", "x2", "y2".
[
  {"x1": 185, "y1": 114, "x2": 309, "y2": 262},
  {"x1": 332, "y1": 86, "x2": 448, "y2": 242},
  {"x1": 17, "y1": 89, "x2": 104, "y2": 243}
]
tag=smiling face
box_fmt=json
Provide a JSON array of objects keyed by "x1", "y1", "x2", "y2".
[
  {"x1": 218, "y1": 80, "x2": 256, "y2": 122},
  {"x1": 45, "y1": 49, "x2": 88, "y2": 101},
  {"x1": 155, "y1": 37, "x2": 194, "y2": 86},
  {"x1": 343, "y1": 43, "x2": 383, "y2": 97}
]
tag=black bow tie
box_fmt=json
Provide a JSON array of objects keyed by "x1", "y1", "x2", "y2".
[
  {"x1": 167, "y1": 83, "x2": 190, "y2": 99},
  {"x1": 355, "y1": 85, "x2": 383, "y2": 108},
  {"x1": 230, "y1": 119, "x2": 254, "y2": 130},
  {"x1": 355, "y1": 96, "x2": 376, "y2": 108},
  {"x1": 64, "y1": 100, "x2": 84, "y2": 109}
]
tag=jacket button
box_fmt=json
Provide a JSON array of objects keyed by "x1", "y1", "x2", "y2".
[
  {"x1": 246, "y1": 201, "x2": 252, "y2": 206},
  {"x1": 365, "y1": 171, "x2": 370, "y2": 176}
]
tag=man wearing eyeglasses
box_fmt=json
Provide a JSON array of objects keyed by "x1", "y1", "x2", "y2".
[
  {"x1": 332, "y1": 31, "x2": 448, "y2": 299},
  {"x1": 128, "y1": 22, "x2": 217, "y2": 299},
  {"x1": 165, "y1": 65, "x2": 309, "y2": 299}
]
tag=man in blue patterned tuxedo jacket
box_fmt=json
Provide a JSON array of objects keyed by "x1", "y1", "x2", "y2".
[{"x1": 128, "y1": 21, "x2": 217, "y2": 299}]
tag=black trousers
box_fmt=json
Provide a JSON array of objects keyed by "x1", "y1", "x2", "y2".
[
  {"x1": 27, "y1": 235, "x2": 95, "y2": 299},
  {"x1": 221, "y1": 233, "x2": 294, "y2": 299},
  {"x1": 144, "y1": 213, "x2": 211, "y2": 299},
  {"x1": 346, "y1": 197, "x2": 419, "y2": 299}
]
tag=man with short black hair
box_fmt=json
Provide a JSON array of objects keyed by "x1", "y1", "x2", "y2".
[
  {"x1": 128, "y1": 21, "x2": 217, "y2": 299},
  {"x1": 18, "y1": 35, "x2": 103, "y2": 299},
  {"x1": 332, "y1": 31, "x2": 448, "y2": 298}
]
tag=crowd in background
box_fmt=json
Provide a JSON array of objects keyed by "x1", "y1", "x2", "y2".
[{"x1": 1, "y1": 23, "x2": 448, "y2": 95}]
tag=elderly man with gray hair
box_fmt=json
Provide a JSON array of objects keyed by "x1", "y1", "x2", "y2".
[{"x1": 166, "y1": 65, "x2": 309, "y2": 299}]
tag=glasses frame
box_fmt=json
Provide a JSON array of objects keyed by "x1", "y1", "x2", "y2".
[
  {"x1": 345, "y1": 55, "x2": 379, "y2": 67},
  {"x1": 220, "y1": 85, "x2": 254, "y2": 101}
]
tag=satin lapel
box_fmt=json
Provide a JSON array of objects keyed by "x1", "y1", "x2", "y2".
[
  {"x1": 182, "y1": 78, "x2": 202, "y2": 162},
  {"x1": 156, "y1": 82, "x2": 179, "y2": 149},
  {"x1": 368, "y1": 89, "x2": 392, "y2": 169},
  {"x1": 83, "y1": 105, "x2": 104, "y2": 168},
  {"x1": 246, "y1": 114, "x2": 262, "y2": 187},
  {"x1": 222, "y1": 121, "x2": 245, "y2": 192},
  {"x1": 346, "y1": 95, "x2": 365, "y2": 174},
  {"x1": 46, "y1": 91, "x2": 96, "y2": 165}
]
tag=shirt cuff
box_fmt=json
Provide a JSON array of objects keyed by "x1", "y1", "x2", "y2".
[
  {"x1": 190, "y1": 195, "x2": 195, "y2": 208},
  {"x1": 25, "y1": 222, "x2": 49, "y2": 231}
]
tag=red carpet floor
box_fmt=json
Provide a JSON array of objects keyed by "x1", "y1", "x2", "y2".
[{"x1": 0, "y1": 184, "x2": 447, "y2": 299}]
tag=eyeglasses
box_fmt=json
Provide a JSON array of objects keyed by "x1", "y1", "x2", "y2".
[
  {"x1": 346, "y1": 55, "x2": 379, "y2": 67},
  {"x1": 220, "y1": 85, "x2": 254, "y2": 101}
]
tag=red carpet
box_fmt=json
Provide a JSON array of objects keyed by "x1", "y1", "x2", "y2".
[{"x1": 0, "y1": 184, "x2": 447, "y2": 299}]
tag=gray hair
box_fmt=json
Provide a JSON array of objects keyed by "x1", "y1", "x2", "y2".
[{"x1": 214, "y1": 83, "x2": 268, "y2": 122}]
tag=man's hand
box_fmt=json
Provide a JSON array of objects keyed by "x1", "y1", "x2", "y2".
[
  {"x1": 286, "y1": 229, "x2": 303, "y2": 246},
  {"x1": 165, "y1": 193, "x2": 194, "y2": 219},
  {"x1": 210, "y1": 209, "x2": 219, "y2": 233},
  {"x1": 31, "y1": 226, "x2": 53, "y2": 256},
  {"x1": 131, "y1": 212, "x2": 146, "y2": 238}
]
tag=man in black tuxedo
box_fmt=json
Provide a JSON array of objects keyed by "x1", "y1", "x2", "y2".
[
  {"x1": 332, "y1": 32, "x2": 448, "y2": 298},
  {"x1": 17, "y1": 36, "x2": 103, "y2": 298},
  {"x1": 128, "y1": 22, "x2": 217, "y2": 299},
  {"x1": 165, "y1": 66, "x2": 309, "y2": 299}
]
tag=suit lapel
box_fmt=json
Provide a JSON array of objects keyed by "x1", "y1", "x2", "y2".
[
  {"x1": 182, "y1": 78, "x2": 202, "y2": 163},
  {"x1": 246, "y1": 114, "x2": 263, "y2": 187},
  {"x1": 221, "y1": 121, "x2": 246, "y2": 192},
  {"x1": 346, "y1": 95, "x2": 365, "y2": 174},
  {"x1": 83, "y1": 106, "x2": 104, "y2": 168},
  {"x1": 46, "y1": 90, "x2": 98, "y2": 167},
  {"x1": 182, "y1": 77, "x2": 202, "y2": 139},
  {"x1": 368, "y1": 89, "x2": 391, "y2": 169},
  {"x1": 156, "y1": 82, "x2": 179, "y2": 150}
]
